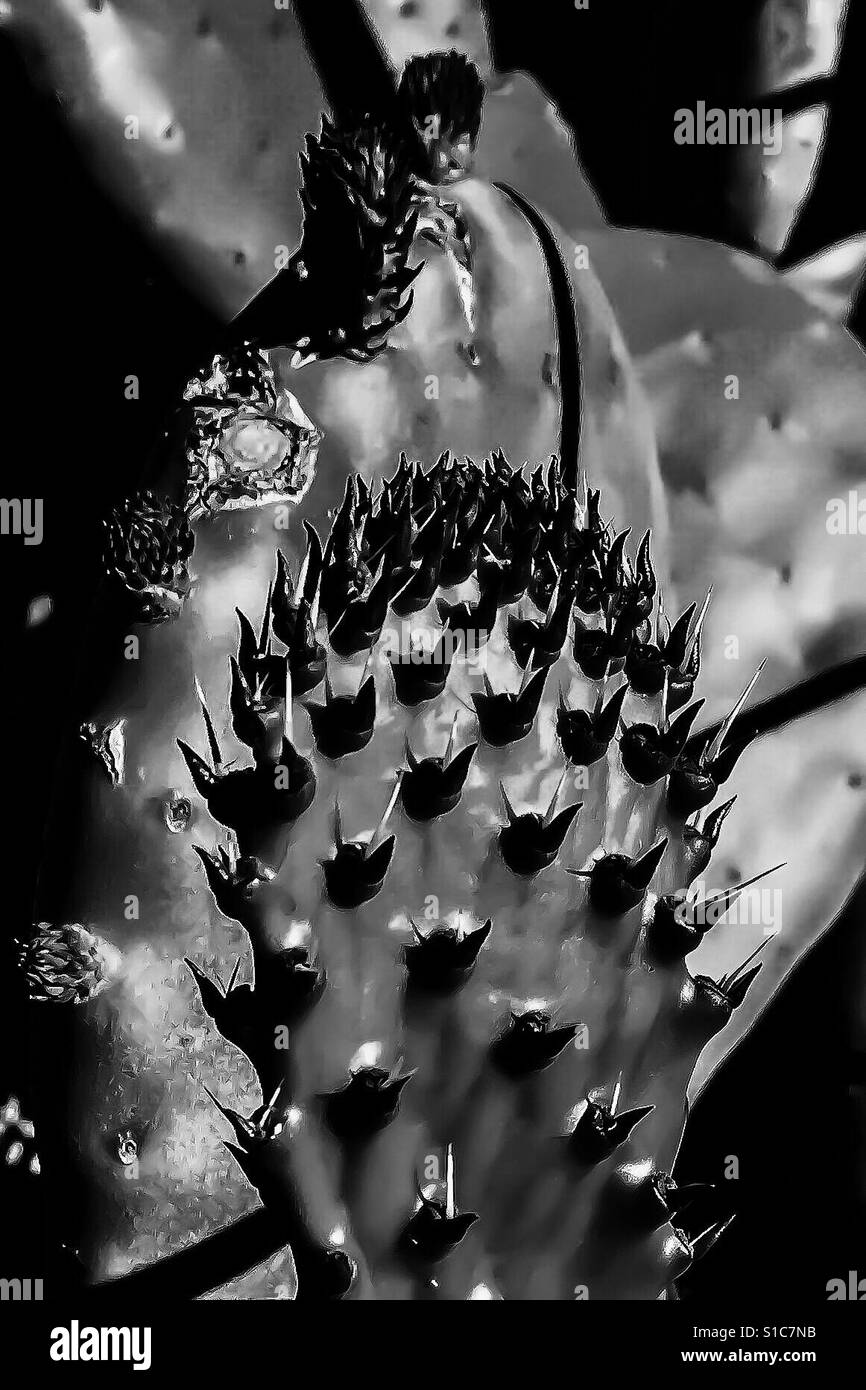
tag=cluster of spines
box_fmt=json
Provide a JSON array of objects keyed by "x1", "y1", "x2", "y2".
[
  {"x1": 181, "y1": 344, "x2": 318, "y2": 515},
  {"x1": 398, "y1": 50, "x2": 485, "y2": 185},
  {"x1": 103, "y1": 491, "x2": 194, "y2": 624},
  {"x1": 232, "y1": 52, "x2": 488, "y2": 361},
  {"x1": 177, "y1": 452, "x2": 777, "y2": 1298},
  {"x1": 297, "y1": 115, "x2": 423, "y2": 363}
]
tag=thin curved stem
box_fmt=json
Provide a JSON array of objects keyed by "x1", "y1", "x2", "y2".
[
  {"x1": 88, "y1": 1209, "x2": 287, "y2": 1301},
  {"x1": 755, "y1": 75, "x2": 836, "y2": 121},
  {"x1": 687, "y1": 655, "x2": 866, "y2": 759},
  {"x1": 494, "y1": 182, "x2": 582, "y2": 492},
  {"x1": 291, "y1": 0, "x2": 406, "y2": 130}
]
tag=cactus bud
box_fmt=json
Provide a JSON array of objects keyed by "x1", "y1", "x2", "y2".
[
  {"x1": 498, "y1": 777, "x2": 582, "y2": 876},
  {"x1": 572, "y1": 841, "x2": 668, "y2": 916},
  {"x1": 399, "y1": 51, "x2": 485, "y2": 185},
  {"x1": 103, "y1": 491, "x2": 194, "y2": 624},
  {"x1": 322, "y1": 1066, "x2": 414, "y2": 1142},
  {"x1": 568, "y1": 1097, "x2": 654, "y2": 1165},
  {"x1": 490, "y1": 1010, "x2": 577, "y2": 1079},
  {"x1": 305, "y1": 673, "x2": 376, "y2": 759},
  {"x1": 19, "y1": 924, "x2": 116, "y2": 1004},
  {"x1": 401, "y1": 1192, "x2": 478, "y2": 1266},
  {"x1": 403, "y1": 918, "x2": 492, "y2": 993},
  {"x1": 472, "y1": 667, "x2": 548, "y2": 746},
  {"x1": 557, "y1": 683, "x2": 628, "y2": 767},
  {"x1": 507, "y1": 590, "x2": 572, "y2": 670},
  {"x1": 573, "y1": 613, "x2": 632, "y2": 680},
  {"x1": 620, "y1": 701, "x2": 704, "y2": 786},
  {"x1": 391, "y1": 633, "x2": 452, "y2": 706},
  {"x1": 401, "y1": 731, "x2": 477, "y2": 821}
]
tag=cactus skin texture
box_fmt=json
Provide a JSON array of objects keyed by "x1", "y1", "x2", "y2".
[
  {"x1": 31, "y1": 446, "x2": 782, "y2": 1301},
  {"x1": 22, "y1": 45, "x2": 866, "y2": 1301}
]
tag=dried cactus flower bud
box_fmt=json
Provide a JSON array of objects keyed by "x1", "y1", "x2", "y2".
[
  {"x1": 103, "y1": 491, "x2": 193, "y2": 623},
  {"x1": 184, "y1": 348, "x2": 320, "y2": 517},
  {"x1": 298, "y1": 116, "x2": 422, "y2": 361},
  {"x1": 398, "y1": 51, "x2": 485, "y2": 185},
  {"x1": 19, "y1": 924, "x2": 117, "y2": 1004}
]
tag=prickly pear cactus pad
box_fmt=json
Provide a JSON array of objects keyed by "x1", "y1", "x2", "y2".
[{"x1": 15, "y1": 15, "x2": 866, "y2": 1305}]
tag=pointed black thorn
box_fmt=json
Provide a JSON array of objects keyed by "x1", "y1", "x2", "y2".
[
  {"x1": 663, "y1": 700, "x2": 705, "y2": 756},
  {"x1": 647, "y1": 892, "x2": 704, "y2": 963},
  {"x1": 222, "y1": 1140, "x2": 250, "y2": 1172},
  {"x1": 300, "y1": 522, "x2": 324, "y2": 606},
  {"x1": 625, "y1": 838, "x2": 668, "y2": 890},
  {"x1": 365, "y1": 835, "x2": 396, "y2": 883},
  {"x1": 184, "y1": 958, "x2": 226, "y2": 1018},
  {"x1": 499, "y1": 781, "x2": 518, "y2": 824},
  {"x1": 704, "y1": 796, "x2": 738, "y2": 845},
  {"x1": 203, "y1": 1088, "x2": 258, "y2": 1148},
  {"x1": 258, "y1": 581, "x2": 274, "y2": 654},
  {"x1": 176, "y1": 739, "x2": 217, "y2": 797},
  {"x1": 236, "y1": 607, "x2": 259, "y2": 670},
  {"x1": 490, "y1": 1012, "x2": 577, "y2": 1079},
  {"x1": 635, "y1": 529, "x2": 656, "y2": 593},
  {"x1": 605, "y1": 528, "x2": 631, "y2": 578},
  {"x1": 442, "y1": 742, "x2": 477, "y2": 793},
  {"x1": 192, "y1": 843, "x2": 228, "y2": 897},
  {"x1": 688, "y1": 1214, "x2": 736, "y2": 1263},
  {"x1": 610, "y1": 1104, "x2": 654, "y2": 1145},
  {"x1": 322, "y1": 1065, "x2": 414, "y2": 1142},
  {"x1": 516, "y1": 665, "x2": 549, "y2": 721},
  {"x1": 544, "y1": 801, "x2": 583, "y2": 849},
  {"x1": 710, "y1": 736, "x2": 752, "y2": 785},
  {"x1": 663, "y1": 603, "x2": 697, "y2": 668},
  {"x1": 725, "y1": 962, "x2": 764, "y2": 1008},
  {"x1": 595, "y1": 682, "x2": 629, "y2": 743}
]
